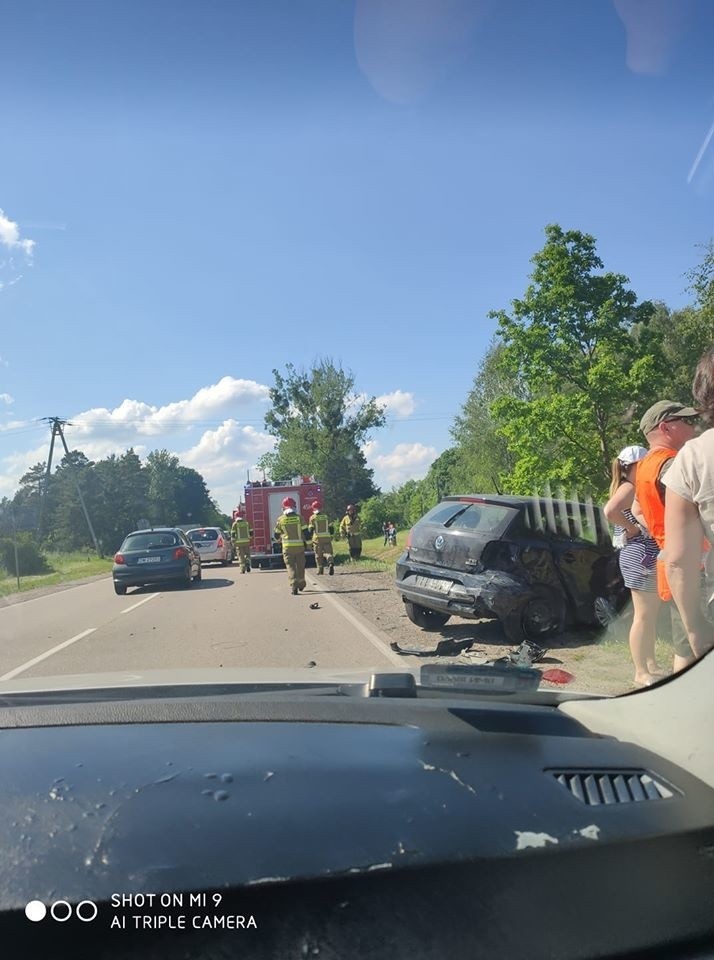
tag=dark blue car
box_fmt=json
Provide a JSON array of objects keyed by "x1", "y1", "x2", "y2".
[{"x1": 112, "y1": 527, "x2": 202, "y2": 595}]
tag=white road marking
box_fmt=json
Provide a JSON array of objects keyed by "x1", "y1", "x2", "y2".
[
  {"x1": 0, "y1": 628, "x2": 97, "y2": 681},
  {"x1": 121, "y1": 593, "x2": 160, "y2": 614},
  {"x1": 307, "y1": 576, "x2": 405, "y2": 668}
]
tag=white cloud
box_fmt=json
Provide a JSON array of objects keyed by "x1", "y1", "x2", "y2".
[
  {"x1": 65, "y1": 377, "x2": 271, "y2": 444},
  {"x1": 0, "y1": 209, "x2": 35, "y2": 257},
  {"x1": 0, "y1": 393, "x2": 13, "y2": 405},
  {"x1": 181, "y1": 419, "x2": 276, "y2": 513},
  {"x1": 0, "y1": 442, "x2": 48, "y2": 499},
  {"x1": 376, "y1": 390, "x2": 416, "y2": 417},
  {"x1": 366, "y1": 440, "x2": 438, "y2": 488},
  {"x1": 0, "y1": 420, "x2": 31, "y2": 432}
]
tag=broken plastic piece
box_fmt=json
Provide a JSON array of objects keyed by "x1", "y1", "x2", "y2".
[
  {"x1": 309, "y1": 602, "x2": 320, "y2": 610},
  {"x1": 509, "y1": 640, "x2": 547, "y2": 666},
  {"x1": 390, "y1": 638, "x2": 475, "y2": 657}
]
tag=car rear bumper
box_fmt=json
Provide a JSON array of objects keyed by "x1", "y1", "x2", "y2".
[
  {"x1": 112, "y1": 561, "x2": 190, "y2": 587},
  {"x1": 395, "y1": 558, "x2": 532, "y2": 620},
  {"x1": 194, "y1": 549, "x2": 225, "y2": 563}
]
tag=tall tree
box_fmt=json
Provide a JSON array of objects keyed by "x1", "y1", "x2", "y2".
[
  {"x1": 450, "y1": 338, "x2": 520, "y2": 494},
  {"x1": 489, "y1": 224, "x2": 657, "y2": 495},
  {"x1": 264, "y1": 359, "x2": 386, "y2": 517}
]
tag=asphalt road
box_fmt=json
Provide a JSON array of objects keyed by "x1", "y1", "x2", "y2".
[{"x1": 0, "y1": 564, "x2": 405, "y2": 682}]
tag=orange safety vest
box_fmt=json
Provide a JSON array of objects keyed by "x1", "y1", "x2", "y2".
[{"x1": 635, "y1": 447, "x2": 675, "y2": 601}]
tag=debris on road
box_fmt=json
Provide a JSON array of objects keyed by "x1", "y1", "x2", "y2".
[{"x1": 390, "y1": 638, "x2": 475, "y2": 657}]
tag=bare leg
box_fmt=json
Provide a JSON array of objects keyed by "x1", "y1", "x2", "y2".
[{"x1": 629, "y1": 588, "x2": 661, "y2": 686}]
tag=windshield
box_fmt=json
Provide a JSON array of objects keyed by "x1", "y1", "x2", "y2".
[
  {"x1": 121, "y1": 532, "x2": 181, "y2": 551},
  {"x1": 1, "y1": 0, "x2": 713, "y2": 704}
]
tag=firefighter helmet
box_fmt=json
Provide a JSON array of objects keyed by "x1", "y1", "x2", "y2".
[
  {"x1": 282, "y1": 497, "x2": 297, "y2": 509},
  {"x1": 311, "y1": 500, "x2": 321, "y2": 511},
  {"x1": 346, "y1": 503, "x2": 356, "y2": 513},
  {"x1": 234, "y1": 512, "x2": 244, "y2": 520}
]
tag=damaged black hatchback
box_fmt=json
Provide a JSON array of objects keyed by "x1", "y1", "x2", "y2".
[{"x1": 395, "y1": 496, "x2": 627, "y2": 644}]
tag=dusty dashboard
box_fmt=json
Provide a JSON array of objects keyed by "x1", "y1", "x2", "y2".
[{"x1": 0, "y1": 681, "x2": 713, "y2": 959}]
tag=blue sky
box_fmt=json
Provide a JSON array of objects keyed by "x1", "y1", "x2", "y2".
[{"x1": 1, "y1": 0, "x2": 713, "y2": 513}]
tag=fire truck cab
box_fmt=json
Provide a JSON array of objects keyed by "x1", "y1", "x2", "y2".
[{"x1": 233, "y1": 476, "x2": 324, "y2": 569}]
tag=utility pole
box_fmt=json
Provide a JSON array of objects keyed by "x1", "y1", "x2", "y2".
[{"x1": 38, "y1": 417, "x2": 103, "y2": 557}]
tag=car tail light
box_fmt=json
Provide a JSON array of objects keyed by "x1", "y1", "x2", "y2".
[
  {"x1": 114, "y1": 553, "x2": 125, "y2": 565},
  {"x1": 217, "y1": 536, "x2": 224, "y2": 547},
  {"x1": 173, "y1": 547, "x2": 187, "y2": 559}
]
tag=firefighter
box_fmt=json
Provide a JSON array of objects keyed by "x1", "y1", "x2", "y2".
[
  {"x1": 308, "y1": 499, "x2": 334, "y2": 576},
  {"x1": 274, "y1": 497, "x2": 307, "y2": 595},
  {"x1": 339, "y1": 503, "x2": 362, "y2": 560},
  {"x1": 230, "y1": 511, "x2": 252, "y2": 574}
]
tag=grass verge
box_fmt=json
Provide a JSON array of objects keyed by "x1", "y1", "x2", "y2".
[
  {"x1": 0, "y1": 551, "x2": 113, "y2": 598},
  {"x1": 332, "y1": 533, "x2": 403, "y2": 572}
]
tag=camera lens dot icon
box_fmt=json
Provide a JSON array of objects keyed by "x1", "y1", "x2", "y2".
[{"x1": 25, "y1": 901, "x2": 47, "y2": 922}]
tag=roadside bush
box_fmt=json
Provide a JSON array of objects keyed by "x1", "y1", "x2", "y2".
[{"x1": 0, "y1": 534, "x2": 51, "y2": 576}]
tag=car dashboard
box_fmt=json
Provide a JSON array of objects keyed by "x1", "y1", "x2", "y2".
[{"x1": 0, "y1": 681, "x2": 713, "y2": 959}]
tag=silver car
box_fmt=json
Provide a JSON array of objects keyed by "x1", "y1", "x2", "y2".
[{"x1": 185, "y1": 527, "x2": 233, "y2": 566}]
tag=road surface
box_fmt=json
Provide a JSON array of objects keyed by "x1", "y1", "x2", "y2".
[{"x1": 0, "y1": 564, "x2": 405, "y2": 683}]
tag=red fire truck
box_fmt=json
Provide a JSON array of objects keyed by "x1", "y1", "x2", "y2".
[{"x1": 232, "y1": 476, "x2": 324, "y2": 568}]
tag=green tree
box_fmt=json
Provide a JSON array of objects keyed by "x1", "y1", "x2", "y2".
[
  {"x1": 92, "y1": 449, "x2": 150, "y2": 551},
  {"x1": 146, "y1": 450, "x2": 182, "y2": 524},
  {"x1": 45, "y1": 451, "x2": 102, "y2": 550},
  {"x1": 145, "y1": 450, "x2": 223, "y2": 527},
  {"x1": 636, "y1": 301, "x2": 714, "y2": 405},
  {"x1": 264, "y1": 359, "x2": 386, "y2": 517},
  {"x1": 490, "y1": 224, "x2": 658, "y2": 495},
  {"x1": 451, "y1": 339, "x2": 518, "y2": 494}
]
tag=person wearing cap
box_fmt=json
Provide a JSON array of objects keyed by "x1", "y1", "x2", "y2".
[
  {"x1": 662, "y1": 348, "x2": 714, "y2": 660},
  {"x1": 634, "y1": 399, "x2": 699, "y2": 672},
  {"x1": 604, "y1": 445, "x2": 663, "y2": 686},
  {"x1": 274, "y1": 497, "x2": 307, "y2": 595},
  {"x1": 339, "y1": 504, "x2": 362, "y2": 560},
  {"x1": 230, "y1": 511, "x2": 253, "y2": 574},
  {"x1": 308, "y1": 500, "x2": 334, "y2": 576}
]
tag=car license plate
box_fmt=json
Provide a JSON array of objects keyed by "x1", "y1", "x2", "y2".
[
  {"x1": 414, "y1": 575, "x2": 452, "y2": 594},
  {"x1": 137, "y1": 556, "x2": 161, "y2": 564}
]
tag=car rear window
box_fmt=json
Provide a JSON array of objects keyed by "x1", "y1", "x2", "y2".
[
  {"x1": 122, "y1": 532, "x2": 179, "y2": 550},
  {"x1": 419, "y1": 502, "x2": 471, "y2": 526},
  {"x1": 446, "y1": 503, "x2": 516, "y2": 536},
  {"x1": 419, "y1": 500, "x2": 516, "y2": 536},
  {"x1": 187, "y1": 529, "x2": 219, "y2": 542}
]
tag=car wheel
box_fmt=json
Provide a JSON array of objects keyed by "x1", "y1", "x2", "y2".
[
  {"x1": 502, "y1": 591, "x2": 564, "y2": 644},
  {"x1": 114, "y1": 582, "x2": 127, "y2": 596},
  {"x1": 404, "y1": 600, "x2": 451, "y2": 630},
  {"x1": 193, "y1": 563, "x2": 202, "y2": 582},
  {"x1": 593, "y1": 596, "x2": 618, "y2": 628}
]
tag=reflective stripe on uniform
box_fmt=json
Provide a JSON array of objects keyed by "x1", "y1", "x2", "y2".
[
  {"x1": 310, "y1": 512, "x2": 330, "y2": 537},
  {"x1": 275, "y1": 514, "x2": 305, "y2": 547},
  {"x1": 232, "y1": 520, "x2": 251, "y2": 543}
]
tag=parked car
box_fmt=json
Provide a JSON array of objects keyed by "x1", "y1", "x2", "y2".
[
  {"x1": 112, "y1": 528, "x2": 202, "y2": 595},
  {"x1": 223, "y1": 530, "x2": 236, "y2": 562},
  {"x1": 185, "y1": 526, "x2": 233, "y2": 565},
  {"x1": 395, "y1": 495, "x2": 627, "y2": 643}
]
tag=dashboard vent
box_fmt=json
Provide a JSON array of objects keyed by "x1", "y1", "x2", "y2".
[{"x1": 551, "y1": 770, "x2": 675, "y2": 805}]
